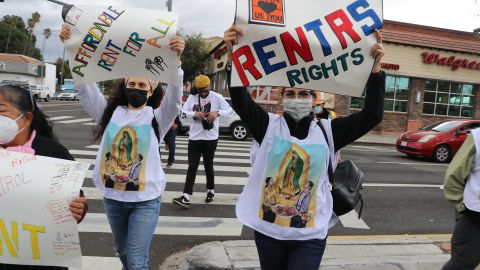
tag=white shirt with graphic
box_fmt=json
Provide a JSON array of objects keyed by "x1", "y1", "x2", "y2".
[
  {"x1": 236, "y1": 115, "x2": 338, "y2": 240},
  {"x1": 181, "y1": 91, "x2": 233, "y2": 141},
  {"x1": 76, "y1": 68, "x2": 183, "y2": 202}
]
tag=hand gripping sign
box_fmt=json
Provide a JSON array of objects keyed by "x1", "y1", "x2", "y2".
[
  {"x1": 0, "y1": 150, "x2": 88, "y2": 268},
  {"x1": 232, "y1": 0, "x2": 383, "y2": 97},
  {"x1": 62, "y1": 5, "x2": 179, "y2": 85}
]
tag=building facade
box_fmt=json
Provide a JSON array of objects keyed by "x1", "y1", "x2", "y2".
[{"x1": 207, "y1": 20, "x2": 480, "y2": 134}]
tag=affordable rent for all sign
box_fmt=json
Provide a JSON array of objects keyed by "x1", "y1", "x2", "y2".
[
  {"x1": 0, "y1": 150, "x2": 88, "y2": 268},
  {"x1": 231, "y1": 0, "x2": 383, "y2": 97},
  {"x1": 63, "y1": 6, "x2": 179, "y2": 85}
]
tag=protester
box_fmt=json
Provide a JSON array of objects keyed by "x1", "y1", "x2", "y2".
[
  {"x1": 313, "y1": 92, "x2": 333, "y2": 120},
  {"x1": 0, "y1": 83, "x2": 87, "y2": 270},
  {"x1": 442, "y1": 131, "x2": 480, "y2": 270},
  {"x1": 60, "y1": 24, "x2": 184, "y2": 270},
  {"x1": 224, "y1": 25, "x2": 385, "y2": 270},
  {"x1": 163, "y1": 115, "x2": 182, "y2": 167},
  {"x1": 173, "y1": 75, "x2": 233, "y2": 208}
]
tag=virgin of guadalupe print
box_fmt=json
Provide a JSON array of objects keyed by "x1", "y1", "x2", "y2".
[
  {"x1": 99, "y1": 123, "x2": 152, "y2": 192},
  {"x1": 258, "y1": 137, "x2": 327, "y2": 228}
]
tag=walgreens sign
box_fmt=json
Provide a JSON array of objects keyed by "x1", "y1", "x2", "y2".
[{"x1": 421, "y1": 52, "x2": 480, "y2": 71}]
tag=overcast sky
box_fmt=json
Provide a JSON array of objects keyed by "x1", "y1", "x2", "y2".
[{"x1": 1, "y1": 0, "x2": 479, "y2": 62}]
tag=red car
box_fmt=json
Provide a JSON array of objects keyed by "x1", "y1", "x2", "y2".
[{"x1": 396, "y1": 120, "x2": 480, "y2": 162}]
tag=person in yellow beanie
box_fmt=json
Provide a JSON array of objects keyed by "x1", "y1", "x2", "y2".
[{"x1": 173, "y1": 75, "x2": 234, "y2": 208}]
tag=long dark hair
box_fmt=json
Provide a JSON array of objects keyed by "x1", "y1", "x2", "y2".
[
  {"x1": 94, "y1": 79, "x2": 163, "y2": 141},
  {"x1": 0, "y1": 84, "x2": 56, "y2": 140}
]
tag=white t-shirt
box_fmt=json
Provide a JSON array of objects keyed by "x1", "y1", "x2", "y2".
[
  {"x1": 76, "y1": 68, "x2": 183, "y2": 202},
  {"x1": 181, "y1": 91, "x2": 233, "y2": 141},
  {"x1": 464, "y1": 128, "x2": 480, "y2": 212},
  {"x1": 236, "y1": 115, "x2": 338, "y2": 240}
]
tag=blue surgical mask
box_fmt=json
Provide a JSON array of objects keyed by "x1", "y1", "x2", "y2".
[{"x1": 313, "y1": 105, "x2": 323, "y2": 114}]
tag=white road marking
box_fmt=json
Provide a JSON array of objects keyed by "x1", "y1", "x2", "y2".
[
  {"x1": 81, "y1": 187, "x2": 238, "y2": 205},
  {"x1": 377, "y1": 161, "x2": 448, "y2": 166},
  {"x1": 79, "y1": 213, "x2": 243, "y2": 236},
  {"x1": 57, "y1": 118, "x2": 94, "y2": 124},
  {"x1": 363, "y1": 183, "x2": 442, "y2": 188},
  {"x1": 49, "y1": 116, "x2": 74, "y2": 121},
  {"x1": 82, "y1": 147, "x2": 252, "y2": 157},
  {"x1": 70, "y1": 256, "x2": 123, "y2": 270},
  {"x1": 338, "y1": 210, "x2": 370, "y2": 229}
]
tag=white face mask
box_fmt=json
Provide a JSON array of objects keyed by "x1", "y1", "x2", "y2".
[
  {"x1": 283, "y1": 99, "x2": 312, "y2": 122},
  {"x1": 0, "y1": 114, "x2": 24, "y2": 145}
]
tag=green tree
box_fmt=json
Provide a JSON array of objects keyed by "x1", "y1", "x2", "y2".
[
  {"x1": 24, "y1": 12, "x2": 41, "y2": 56},
  {"x1": 55, "y1": 57, "x2": 72, "y2": 85},
  {"x1": 41, "y1": 28, "x2": 52, "y2": 61},
  {"x1": 0, "y1": 15, "x2": 43, "y2": 60},
  {"x1": 180, "y1": 32, "x2": 211, "y2": 82}
]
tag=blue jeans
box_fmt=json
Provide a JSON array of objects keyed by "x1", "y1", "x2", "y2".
[
  {"x1": 103, "y1": 197, "x2": 161, "y2": 270},
  {"x1": 254, "y1": 231, "x2": 327, "y2": 270},
  {"x1": 163, "y1": 128, "x2": 176, "y2": 163}
]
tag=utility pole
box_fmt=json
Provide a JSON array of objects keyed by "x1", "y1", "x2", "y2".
[{"x1": 166, "y1": 0, "x2": 172, "y2": 11}]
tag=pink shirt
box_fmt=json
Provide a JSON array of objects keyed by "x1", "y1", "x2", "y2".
[{"x1": 1, "y1": 130, "x2": 36, "y2": 154}]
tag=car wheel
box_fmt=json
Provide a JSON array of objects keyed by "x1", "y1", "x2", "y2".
[
  {"x1": 433, "y1": 145, "x2": 451, "y2": 163},
  {"x1": 231, "y1": 122, "x2": 249, "y2": 141},
  {"x1": 44, "y1": 95, "x2": 50, "y2": 102}
]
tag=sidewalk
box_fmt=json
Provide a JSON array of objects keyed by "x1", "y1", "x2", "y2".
[
  {"x1": 162, "y1": 236, "x2": 462, "y2": 270},
  {"x1": 354, "y1": 132, "x2": 399, "y2": 145}
]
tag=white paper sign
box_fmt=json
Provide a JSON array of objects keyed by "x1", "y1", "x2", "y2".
[
  {"x1": 0, "y1": 150, "x2": 88, "y2": 268},
  {"x1": 231, "y1": 0, "x2": 383, "y2": 97},
  {"x1": 64, "y1": 5, "x2": 179, "y2": 85}
]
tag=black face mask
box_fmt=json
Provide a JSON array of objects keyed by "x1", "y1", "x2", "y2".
[{"x1": 126, "y1": 89, "x2": 148, "y2": 108}]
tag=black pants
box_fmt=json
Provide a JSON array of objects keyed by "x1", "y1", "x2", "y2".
[
  {"x1": 163, "y1": 127, "x2": 176, "y2": 163},
  {"x1": 254, "y1": 231, "x2": 327, "y2": 270},
  {"x1": 0, "y1": 264, "x2": 67, "y2": 270},
  {"x1": 183, "y1": 139, "x2": 218, "y2": 195},
  {"x1": 442, "y1": 209, "x2": 480, "y2": 270}
]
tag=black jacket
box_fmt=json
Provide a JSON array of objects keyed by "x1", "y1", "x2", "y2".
[
  {"x1": 229, "y1": 72, "x2": 386, "y2": 152},
  {"x1": 0, "y1": 134, "x2": 86, "y2": 270}
]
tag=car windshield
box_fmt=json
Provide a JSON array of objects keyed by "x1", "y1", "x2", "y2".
[{"x1": 421, "y1": 121, "x2": 463, "y2": 132}]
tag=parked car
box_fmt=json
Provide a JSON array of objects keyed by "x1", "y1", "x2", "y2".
[
  {"x1": 57, "y1": 89, "x2": 79, "y2": 101},
  {"x1": 179, "y1": 97, "x2": 250, "y2": 141},
  {"x1": 29, "y1": 84, "x2": 53, "y2": 102},
  {"x1": 396, "y1": 120, "x2": 480, "y2": 162}
]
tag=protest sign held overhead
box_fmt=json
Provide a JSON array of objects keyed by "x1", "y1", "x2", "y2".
[
  {"x1": 61, "y1": 5, "x2": 179, "y2": 85},
  {"x1": 232, "y1": 0, "x2": 383, "y2": 97},
  {"x1": 0, "y1": 150, "x2": 88, "y2": 268}
]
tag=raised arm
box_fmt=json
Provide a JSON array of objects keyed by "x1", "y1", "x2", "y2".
[
  {"x1": 154, "y1": 67, "x2": 184, "y2": 141},
  {"x1": 76, "y1": 83, "x2": 108, "y2": 124},
  {"x1": 331, "y1": 29, "x2": 386, "y2": 152},
  {"x1": 225, "y1": 25, "x2": 269, "y2": 144}
]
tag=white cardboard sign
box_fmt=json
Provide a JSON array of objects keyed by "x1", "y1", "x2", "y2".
[
  {"x1": 231, "y1": 0, "x2": 383, "y2": 97},
  {"x1": 0, "y1": 150, "x2": 88, "y2": 268},
  {"x1": 64, "y1": 5, "x2": 179, "y2": 86}
]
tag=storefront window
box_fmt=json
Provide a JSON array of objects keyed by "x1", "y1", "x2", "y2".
[
  {"x1": 423, "y1": 80, "x2": 476, "y2": 118},
  {"x1": 351, "y1": 75, "x2": 409, "y2": 112}
]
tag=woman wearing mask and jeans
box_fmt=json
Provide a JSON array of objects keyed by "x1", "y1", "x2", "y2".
[
  {"x1": 60, "y1": 25, "x2": 184, "y2": 270},
  {"x1": 224, "y1": 25, "x2": 385, "y2": 270},
  {"x1": 0, "y1": 83, "x2": 88, "y2": 270}
]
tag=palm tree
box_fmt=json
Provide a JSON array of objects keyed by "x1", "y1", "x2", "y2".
[
  {"x1": 4, "y1": 16, "x2": 19, "y2": 53},
  {"x1": 41, "y1": 28, "x2": 52, "y2": 61},
  {"x1": 23, "y1": 12, "x2": 41, "y2": 56}
]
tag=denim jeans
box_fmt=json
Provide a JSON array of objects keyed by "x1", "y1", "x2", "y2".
[
  {"x1": 254, "y1": 231, "x2": 327, "y2": 270},
  {"x1": 103, "y1": 197, "x2": 161, "y2": 270},
  {"x1": 163, "y1": 128, "x2": 176, "y2": 163}
]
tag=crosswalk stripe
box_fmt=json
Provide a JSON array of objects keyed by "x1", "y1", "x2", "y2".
[
  {"x1": 70, "y1": 150, "x2": 251, "y2": 164},
  {"x1": 77, "y1": 158, "x2": 250, "y2": 173},
  {"x1": 338, "y1": 210, "x2": 370, "y2": 229},
  {"x1": 173, "y1": 137, "x2": 253, "y2": 146},
  {"x1": 57, "y1": 118, "x2": 94, "y2": 124},
  {"x1": 79, "y1": 213, "x2": 243, "y2": 236},
  {"x1": 49, "y1": 116, "x2": 74, "y2": 121},
  {"x1": 82, "y1": 122, "x2": 97, "y2": 126},
  {"x1": 70, "y1": 256, "x2": 123, "y2": 270},
  {"x1": 83, "y1": 171, "x2": 248, "y2": 185},
  {"x1": 81, "y1": 187, "x2": 238, "y2": 205},
  {"x1": 81, "y1": 148, "x2": 252, "y2": 157}
]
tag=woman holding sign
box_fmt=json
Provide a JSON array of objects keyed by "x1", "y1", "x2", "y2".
[
  {"x1": 224, "y1": 25, "x2": 385, "y2": 270},
  {"x1": 60, "y1": 24, "x2": 184, "y2": 270},
  {"x1": 0, "y1": 83, "x2": 87, "y2": 270}
]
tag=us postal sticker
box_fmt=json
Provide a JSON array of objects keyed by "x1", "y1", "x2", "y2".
[{"x1": 249, "y1": 0, "x2": 286, "y2": 27}]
